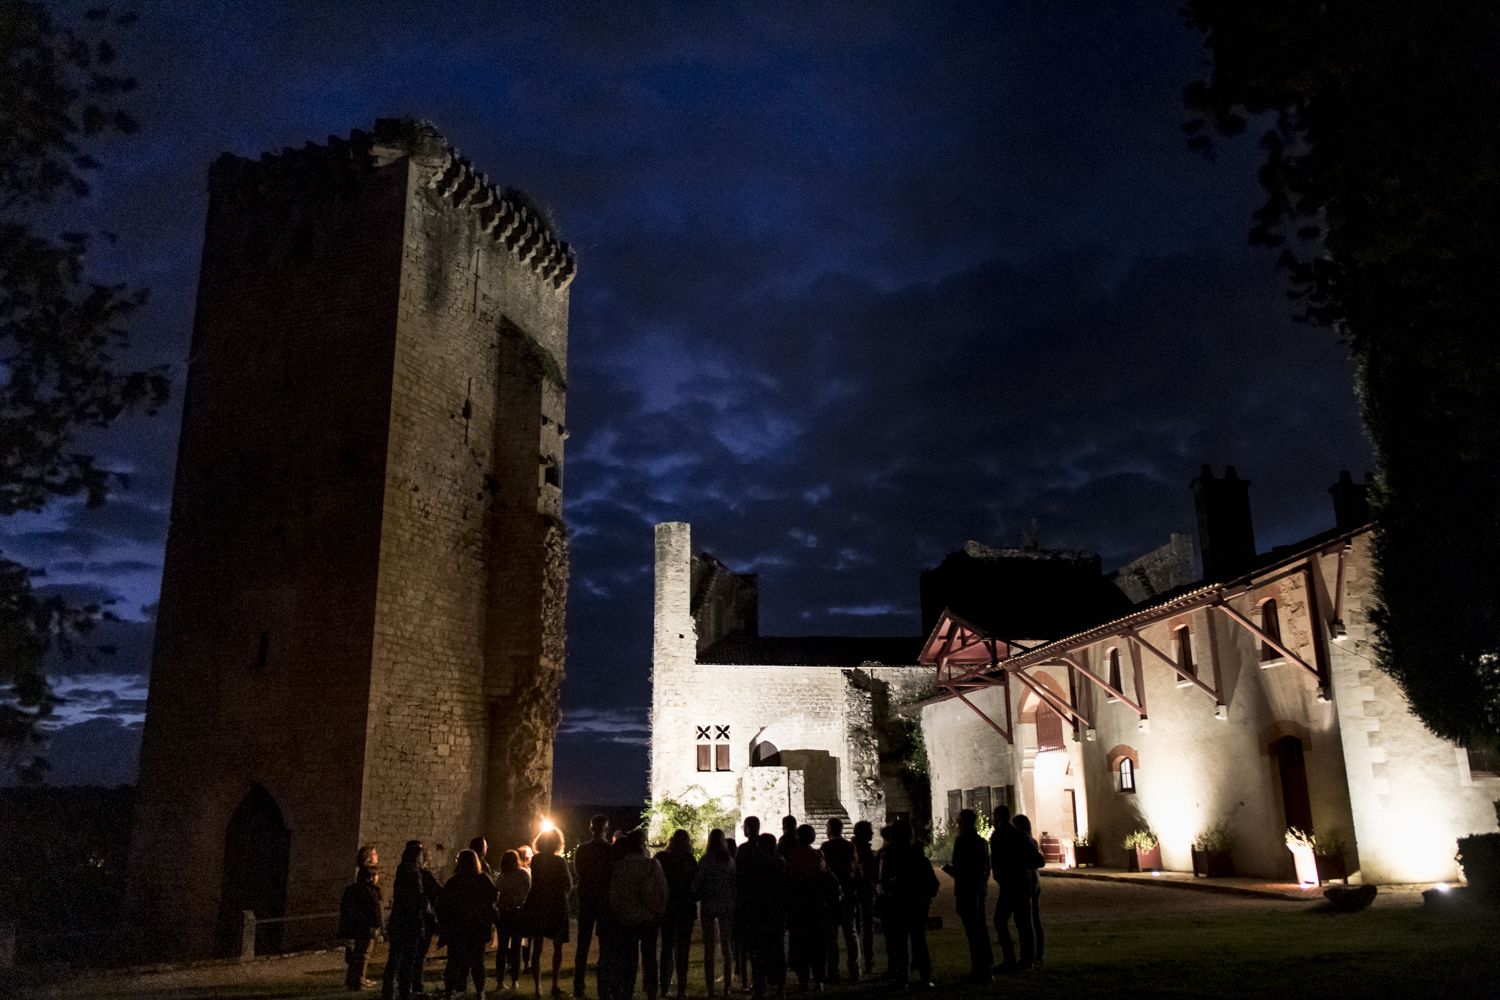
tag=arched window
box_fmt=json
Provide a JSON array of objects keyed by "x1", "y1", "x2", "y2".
[
  {"x1": 1106, "y1": 647, "x2": 1123, "y2": 700},
  {"x1": 1119, "y1": 757, "x2": 1136, "y2": 793},
  {"x1": 1260, "y1": 600, "x2": 1283, "y2": 663},
  {"x1": 1175, "y1": 626, "x2": 1196, "y2": 679},
  {"x1": 1035, "y1": 704, "x2": 1066, "y2": 752}
]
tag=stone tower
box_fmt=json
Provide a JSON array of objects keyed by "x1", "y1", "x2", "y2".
[{"x1": 127, "y1": 120, "x2": 573, "y2": 957}]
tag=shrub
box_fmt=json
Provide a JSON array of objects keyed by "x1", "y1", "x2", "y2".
[
  {"x1": 1123, "y1": 830, "x2": 1159, "y2": 851},
  {"x1": 642, "y1": 786, "x2": 738, "y2": 857},
  {"x1": 1194, "y1": 822, "x2": 1234, "y2": 853}
]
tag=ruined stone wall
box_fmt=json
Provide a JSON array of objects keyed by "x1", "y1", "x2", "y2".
[
  {"x1": 363, "y1": 129, "x2": 572, "y2": 861},
  {"x1": 129, "y1": 134, "x2": 410, "y2": 956}
]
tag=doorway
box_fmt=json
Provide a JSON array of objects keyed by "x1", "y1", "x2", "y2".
[
  {"x1": 215, "y1": 784, "x2": 291, "y2": 956},
  {"x1": 1275, "y1": 737, "x2": 1313, "y2": 833}
]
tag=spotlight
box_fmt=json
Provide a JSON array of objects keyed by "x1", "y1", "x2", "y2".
[
  {"x1": 1435, "y1": 882, "x2": 1450, "y2": 892},
  {"x1": 540, "y1": 818, "x2": 556, "y2": 833}
]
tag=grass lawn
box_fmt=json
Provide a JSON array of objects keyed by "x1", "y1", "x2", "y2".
[{"x1": 343, "y1": 906, "x2": 1498, "y2": 1000}]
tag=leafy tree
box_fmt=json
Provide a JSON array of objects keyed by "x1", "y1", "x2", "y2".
[
  {"x1": 0, "y1": 3, "x2": 169, "y2": 779},
  {"x1": 1182, "y1": 2, "x2": 1500, "y2": 749},
  {"x1": 642, "y1": 786, "x2": 739, "y2": 855}
]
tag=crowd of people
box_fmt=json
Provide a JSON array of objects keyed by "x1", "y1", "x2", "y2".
[{"x1": 337, "y1": 805, "x2": 1047, "y2": 1000}]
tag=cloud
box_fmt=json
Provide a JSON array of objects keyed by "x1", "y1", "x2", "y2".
[{"x1": 27, "y1": 717, "x2": 142, "y2": 788}]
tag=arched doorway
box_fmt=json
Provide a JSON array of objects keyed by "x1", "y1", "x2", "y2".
[
  {"x1": 1275, "y1": 737, "x2": 1313, "y2": 833},
  {"x1": 1019, "y1": 672, "x2": 1081, "y2": 862},
  {"x1": 215, "y1": 784, "x2": 291, "y2": 956}
]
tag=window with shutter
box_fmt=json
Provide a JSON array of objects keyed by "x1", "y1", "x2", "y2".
[
  {"x1": 696, "y1": 744, "x2": 711, "y2": 771},
  {"x1": 715, "y1": 744, "x2": 730, "y2": 771}
]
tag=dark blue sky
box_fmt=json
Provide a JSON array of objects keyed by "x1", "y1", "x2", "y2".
[{"x1": 5, "y1": 1, "x2": 1372, "y2": 802}]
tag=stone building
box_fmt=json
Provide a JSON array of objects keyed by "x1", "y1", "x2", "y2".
[
  {"x1": 920, "y1": 468, "x2": 1500, "y2": 883},
  {"x1": 127, "y1": 120, "x2": 573, "y2": 957},
  {"x1": 648, "y1": 521, "x2": 1147, "y2": 834}
]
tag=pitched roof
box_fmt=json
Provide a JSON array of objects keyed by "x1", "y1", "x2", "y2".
[{"x1": 696, "y1": 634, "x2": 924, "y2": 667}]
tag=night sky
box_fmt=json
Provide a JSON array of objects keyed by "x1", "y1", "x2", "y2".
[{"x1": 6, "y1": 2, "x2": 1373, "y2": 803}]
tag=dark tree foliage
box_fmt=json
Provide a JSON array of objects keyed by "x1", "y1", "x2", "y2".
[
  {"x1": 0, "y1": 3, "x2": 169, "y2": 778},
  {"x1": 1183, "y1": 1, "x2": 1500, "y2": 749}
]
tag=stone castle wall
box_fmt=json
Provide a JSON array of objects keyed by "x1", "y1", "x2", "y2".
[{"x1": 129, "y1": 124, "x2": 571, "y2": 956}]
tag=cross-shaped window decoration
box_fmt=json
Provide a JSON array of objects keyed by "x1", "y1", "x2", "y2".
[
  {"x1": 695, "y1": 725, "x2": 710, "y2": 740},
  {"x1": 715, "y1": 725, "x2": 730, "y2": 740}
]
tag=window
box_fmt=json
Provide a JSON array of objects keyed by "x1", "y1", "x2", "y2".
[
  {"x1": 1468, "y1": 745, "x2": 1500, "y2": 778},
  {"x1": 715, "y1": 744, "x2": 731, "y2": 771},
  {"x1": 696, "y1": 744, "x2": 711, "y2": 772},
  {"x1": 1175, "y1": 626, "x2": 1196, "y2": 679},
  {"x1": 946, "y1": 789, "x2": 962, "y2": 822},
  {"x1": 1106, "y1": 647, "x2": 1123, "y2": 700},
  {"x1": 1119, "y1": 757, "x2": 1135, "y2": 793},
  {"x1": 1260, "y1": 600, "x2": 1283, "y2": 663},
  {"x1": 255, "y1": 631, "x2": 270, "y2": 671},
  {"x1": 1036, "y1": 704, "x2": 1066, "y2": 751}
]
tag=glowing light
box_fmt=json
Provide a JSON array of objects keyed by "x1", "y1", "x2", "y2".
[
  {"x1": 1151, "y1": 871, "x2": 1160, "y2": 877},
  {"x1": 1435, "y1": 882, "x2": 1450, "y2": 892},
  {"x1": 539, "y1": 818, "x2": 556, "y2": 833}
]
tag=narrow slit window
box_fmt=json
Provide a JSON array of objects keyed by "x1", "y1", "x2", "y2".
[
  {"x1": 1261, "y1": 600, "x2": 1283, "y2": 662},
  {"x1": 1175, "y1": 627, "x2": 1196, "y2": 678},
  {"x1": 1119, "y1": 757, "x2": 1136, "y2": 793},
  {"x1": 1107, "y1": 648, "x2": 1123, "y2": 699},
  {"x1": 714, "y1": 744, "x2": 730, "y2": 771},
  {"x1": 256, "y1": 631, "x2": 269, "y2": 671}
]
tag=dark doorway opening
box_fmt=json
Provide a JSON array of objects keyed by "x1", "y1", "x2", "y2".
[
  {"x1": 1275, "y1": 737, "x2": 1313, "y2": 834},
  {"x1": 215, "y1": 784, "x2": 291, "y2": 956},
  {"x1": 751, "y1": 741, "x2": 780, "y2": 766}
]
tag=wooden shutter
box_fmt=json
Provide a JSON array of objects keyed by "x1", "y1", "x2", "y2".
[
  {"x1": 697, "y1": 744, "x2": 711, "y2": 771},
  {"x1": 715, "y1": 744, "x2": 730, "y2": 771}
]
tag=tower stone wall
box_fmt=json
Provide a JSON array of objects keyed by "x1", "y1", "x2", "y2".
[{"x1": 128, "y1": 121, "x2": 573, "y2": 957}]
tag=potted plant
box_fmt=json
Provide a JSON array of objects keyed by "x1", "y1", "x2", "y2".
[
  {"x1": 1124, "y1": 830, "x2": 1161, "y2": 872},
  {"x1": 1285, "y1": 828, "x2": 1319, "y2": 888},
  {"x1": 1191, "y1": 822, "x2": 1235, "y2": 877},
  {"x1": 1314, "y1": 829, "x2": 1349, "y2": 885},
  {"x1": 1072, "y1": 832, "x2": 1097, "y2": 868}
]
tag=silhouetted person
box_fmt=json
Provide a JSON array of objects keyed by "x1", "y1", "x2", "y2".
[
  {"x1": 990, "y1": 806, "x2": 1043, "y2": 971},
  {"x1": 417, "y1": 850, "x2": 445, "y2": 991},
  {"x1": 606, "y1": 829, "x2": 668, "y2": 1000},
  {"x1": 494, "y1": 850, "x2": 532, "y2": 991},
  {"x1": 525, "y1": 828, "x2": 573, "y2": 996},
  {"x1": 942, "y1": 808, "x2": 992, "y2": 982},
  {"x1": 784, "y1": 824, "x2": 830, "y2": 991},
  {"x1": 876, "y1": 820, "x2": 937, "y2": 988},
  {"x1": 358, "y1": 844, "x2": 379, "y2": 873},
  {"x1": 469, "y1": 837, "x2": 495, "y2": 879},
  {"x1": 777, "y1": 815, "x2": 798, "y2": 856},
  {"x1": 693, "y1": 828, "x2": 737, "y2": 998},
  {"x1": 656, "y1": 829, "x2": 699, "y2": 999},
  {"x1": 819, "y1": 818, "x2": 859, "y2": 983},
  {"x1": 574, "y1": 815, "x2": 615, "y2": 999},
  {"x1": 438, "y1": 849, "x2": 498, "y2": 999},
  {"x1": 1012, "y1": 815, "x2": 1046, "y2": 966},
  {"x1": 733, "y1": 816, "x2": 761, "y2": 993},
  {"x1": 850, "y1": 821, "x2": 877, "y2": 976},
  {"x1": 340, "y1": 865, "x2": 382, "y2": 990},
  {"x1": 384, "y1": 841, "x2": 435, "y2": 1000},
  {"x1": 749, "y1": 831, "x2": 789, "y2": 999}
]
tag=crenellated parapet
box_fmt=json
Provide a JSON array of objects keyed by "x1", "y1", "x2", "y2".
[{"x1": 206, "y1": 120, "x2": 577, "y2": 292}]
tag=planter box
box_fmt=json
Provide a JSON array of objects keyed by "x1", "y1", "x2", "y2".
[
  {"x1": 1315, "y1": 852, "x2": 1347, "y2": 885},
  {"x1": 1191, "y1": 848, "x2": 1235, "y2": 878},
  {"x1": 1126, "y1": 846, "x2": 1161, "y2": 872},
  {"x1": 1073, "y1": 844, "x2": 1098, "y2": 867},
  {"x1": 1457, "y1": 832, "x2": 1500, "y2": 903}
]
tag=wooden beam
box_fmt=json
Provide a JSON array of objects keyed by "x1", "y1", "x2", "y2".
[
  {"x1": 1211, "y1": 601, "x2": 1321, "y2": 680},
  {"x1": 1010, "y1": 668, "x2": 1091, "y2": 727},
  {"x1": 952, "y1": 689, "x2": 1013, "y2": 744},
  {"x1": 1123, "y1": 628, "x2": 1220, "y2": 701},
  {"x1": 1054, "y1": 654, "x2": 1145, "y2": 717}
]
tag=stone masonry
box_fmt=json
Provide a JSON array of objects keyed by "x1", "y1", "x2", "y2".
[{"x1": 127, "y1": 120, "x2": 572, "y2": 957}]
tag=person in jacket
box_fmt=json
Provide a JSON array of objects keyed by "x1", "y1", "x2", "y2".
[
  {"x1": 605, "y1": 829, "x2": 669, "y2": 1000},
  {"x1": 438, "y1": 849, "x2": 499, "y2": 999},
  {"x1": 737, "y1": 830, "x2": 787, "y2": 1000},
  {"x1": 573, "y1": 815, "x2": 615, "y2": 999},
  {"x1": 417, "y1": 851, "x2": 445, "y2": 990},
  {"x1": 850, "y1": 821, "x2": 878, "y2": 977},
  {"x1": 819, "y1": 818, "x2": 859, "y2": 983},
  {"x1": 469, "y1": 837, "x2": 496, "y2": 880},
  {"x1": 340, "y1": 865, "x2": 383, "y2": 990},
  {"x1": 990, "y1": 805, "x2": 1045, "y2": 971},
  {"x1": 655, "y1": 829, "x2": 699, "y2": 1000},
  {"x1": 776, "y1": 815, "x2": 798, "y2": 857},
  {"x1": 943, "y1": 809, "x2": 993, "y2": 982},
  {"x1": 523, "y1": 828, "x2": 573, "y2": 997},
  {"x1": 494, "y1": 850, "x2": 532, "y2": 991},
  {"x1": 384, "y1": 841, "x2": 435, "y2": 1000},
  {"x1": 693, "y1": 828, "x2": 736, "y2": 998},
  {"x1": 732, "y1": 817, "x2": 761, "y2": 993},
  {"x1": 1012, "y1": 815, "x2": 1047, "y2": 967},
  {"x1": 783, "y1": 824, "x2": 829, "y2": 991},
  {"x1": 876, "y1": 820, "x2": 938, "y2": 989}
]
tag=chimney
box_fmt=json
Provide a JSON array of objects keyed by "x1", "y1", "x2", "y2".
[
  {"x1": 1191, "y1": 465, "x2": 1256, "y2": 582},
  {"x1": 1329, "y1": 470, "x2": 1372, "y2": 530}
]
